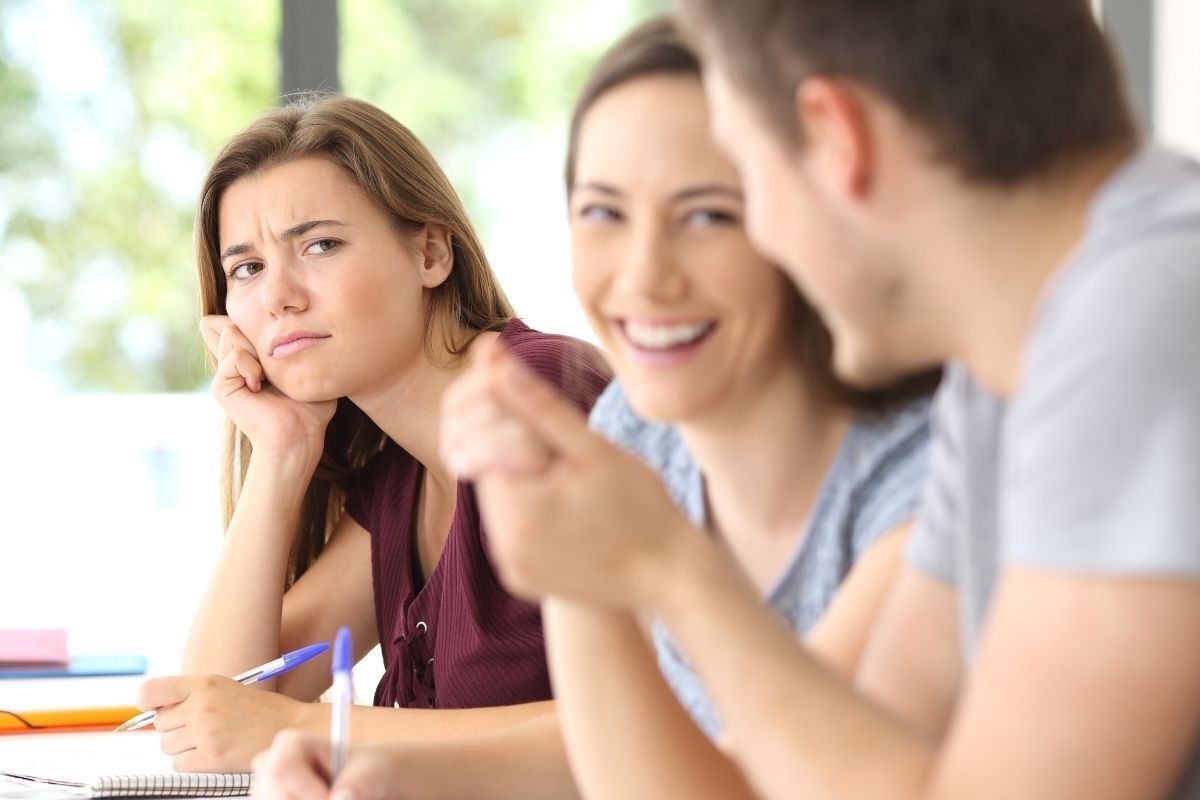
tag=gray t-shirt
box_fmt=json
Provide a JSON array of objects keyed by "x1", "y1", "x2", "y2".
[
  {"x1": 907, "y1": 145, "x2": 1200, "y2": 796},
  {"x1": 590, "y1": 382, "x2": 931, "y2": 738}
]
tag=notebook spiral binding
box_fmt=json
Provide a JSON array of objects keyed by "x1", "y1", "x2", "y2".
[{"x1": 93, "y1": 772, "x2": 253, "y2": 797}]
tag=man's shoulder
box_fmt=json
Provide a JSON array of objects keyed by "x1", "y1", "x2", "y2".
[{"x1": 1027, "y1": 149, "x2": 1200, "y2": 385}]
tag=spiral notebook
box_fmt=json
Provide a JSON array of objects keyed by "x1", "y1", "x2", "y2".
[{"x1": 0, "y1": 731, "x2": 252, "y2": 797}]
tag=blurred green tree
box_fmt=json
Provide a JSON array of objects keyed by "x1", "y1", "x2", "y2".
[
  {"x1": 0, "y1": 0, "x2": 277, "y2": 391},
  {"x1": 0, "y1": 0, "x2": 665, "y2": 392}
]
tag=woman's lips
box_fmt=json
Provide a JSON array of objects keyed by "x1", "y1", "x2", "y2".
[{"x1": 270, "y1": 333, "x2": 331, "y2": 359}]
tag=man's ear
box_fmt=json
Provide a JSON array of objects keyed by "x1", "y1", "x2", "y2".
[
  {"x1": 794, "y1": 76, "x2": 873, "y2": 199},
  {"x1": 417, "y1": 223, "x2": 454, "y2": 288}
]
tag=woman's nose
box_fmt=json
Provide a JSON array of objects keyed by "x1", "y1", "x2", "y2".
[
  {"x1": 260, "y1": 261, "x2": 309, "y2": 316},
  {"x1": 615, "y1": 224, "x2": 687, "y2": 301}
]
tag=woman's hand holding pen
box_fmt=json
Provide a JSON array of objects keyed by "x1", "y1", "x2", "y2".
[
  {"x1": 200, "y1": 315, "x2": 336, "y2": 466},
  {"x1": 136, "y1": 675, "x2": 322, "y2": 774},
  {"x1": 442, "y1": 342, "x2": 702, "y2": 613},
  {"x1": 252, "y1": 731, "x2": 396, "y2": 800}
]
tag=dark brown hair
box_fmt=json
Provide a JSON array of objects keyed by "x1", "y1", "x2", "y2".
[
  {"x1": 196, "y1": 95, "x2": 513, "y2": 585},
  {"x1": 566, "y1": 16, "x2": 938, "y2": 411},
  {"x1": 677, "y1": 0, "x2": 1137, "y2": 184}
]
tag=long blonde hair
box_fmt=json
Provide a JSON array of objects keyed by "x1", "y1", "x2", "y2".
[{"x1": 195, "y1": 95, "x2": 513, "y2": 585}]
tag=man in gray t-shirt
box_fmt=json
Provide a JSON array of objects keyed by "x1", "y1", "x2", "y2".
[
  {"x1": 911, "y1": 148, "x2": 1200, "y2": 654},
  {"x1": 447, "y1": 4, "x2": 1200, "y2": 798},
  {"x1": 908, "y1": 147, "x2": 1200, "y2": 795}
]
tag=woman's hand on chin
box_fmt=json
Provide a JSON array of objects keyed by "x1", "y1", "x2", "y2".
[{"x1": 200, "y1": 315, "x2": 337, "y2": 462}]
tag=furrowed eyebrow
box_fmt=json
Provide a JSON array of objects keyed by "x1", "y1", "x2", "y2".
[{"x1": 220, "y1": 219, "x2": 347, "y2": 262}]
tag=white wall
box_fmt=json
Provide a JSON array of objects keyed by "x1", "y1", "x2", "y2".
[
  {"x1": 0, "y1": 394, "x2": 224, "y2": 677},
  {"x1": 1155, "y1": 0, "x2": 1200, "y2": 158}
]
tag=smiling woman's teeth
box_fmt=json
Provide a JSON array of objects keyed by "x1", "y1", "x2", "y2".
[{"x1": 623, "y1": 321, "x2": 715, "y2": 350}]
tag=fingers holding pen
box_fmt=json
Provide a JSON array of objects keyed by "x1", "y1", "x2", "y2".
[
  {"x1": 251, "y1": 732, "x2": 398, "y2": 800},
  {"x1": 251, "y1": 730, "x2": 333, "y2": 800}
]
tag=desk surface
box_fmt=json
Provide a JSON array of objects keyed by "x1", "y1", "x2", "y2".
[{"x1": 0, "y1": 734, "x2": 204, "y2": 800}]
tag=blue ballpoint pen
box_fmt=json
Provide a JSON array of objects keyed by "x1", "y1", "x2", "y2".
[
  {"x1": 330, "y1": 626, "x2": 353, "y2": 779},
  {"x1": 114, "y1": 642, "x2": 330, "y2": 732}
]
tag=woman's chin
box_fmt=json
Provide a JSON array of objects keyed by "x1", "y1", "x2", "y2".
[
  {"x1": 269, "y1": 376, "x2": 342, "y2": 405},
  {"x1": 624, "y1": 384, "x2": 707, "y2": 426}
]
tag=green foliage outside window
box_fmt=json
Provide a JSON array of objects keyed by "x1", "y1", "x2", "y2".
[{"x1": 0, "y1": 0, "x2": 664, "y2": 392}]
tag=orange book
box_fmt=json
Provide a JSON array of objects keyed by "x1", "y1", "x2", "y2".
[{"x1": 0, "y1": 705, "x2": 141, "y2": 734}]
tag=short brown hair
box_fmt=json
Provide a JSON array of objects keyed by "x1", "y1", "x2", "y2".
[
  {"x1": 196, "y1": 95, "x2": 513, "y2": 584},
  {"x1": 678, "y1": 0, "x2": 1137, "y2": 184},
  {"x1": 567, "y1": 16, "x2": 938, "y2": 411}
]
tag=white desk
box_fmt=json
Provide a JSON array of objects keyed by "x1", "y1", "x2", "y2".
[{"x1": 0, "y1": 730, "x2": 221, "y2": 800}]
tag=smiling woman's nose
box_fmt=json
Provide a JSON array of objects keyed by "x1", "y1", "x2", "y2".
[{"x1": 615, "y1": 227, "x2": 687, "y2": 301}]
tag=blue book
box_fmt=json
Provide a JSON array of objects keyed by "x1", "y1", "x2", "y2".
[{"x1": 0, "y1": 655, "x2": 147, "y2": 679}]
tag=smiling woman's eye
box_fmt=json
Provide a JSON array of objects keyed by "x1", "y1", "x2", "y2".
[
  {"x1": 685, "y1": 208, "x2": 740, "y2": 227},
  {"x1": 577, "y1": 204, "x2": 622, "y2": 223},
  {"x1": 304, "y1": 238, "x2": 340, "y2": 255},
  {"x1": 227, "y1": 261, "x2": 263, "y2": 281}
]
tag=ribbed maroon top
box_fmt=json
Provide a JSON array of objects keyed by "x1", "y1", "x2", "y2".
[{"x1": 345, "y1": 319, "x2": 612, "y2": 709}]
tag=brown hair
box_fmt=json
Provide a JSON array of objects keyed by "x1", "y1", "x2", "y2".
[
  {"x1": 566, "y1": 16, "x2": 938, "y2": 410},
  {"x1": 196, "y1": 95, "x2": 513, "y2": 585},
  {"x1": 678, "y1": 0, "x2": 1137, "y2": 184}
]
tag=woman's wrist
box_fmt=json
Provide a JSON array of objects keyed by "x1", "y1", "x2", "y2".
[
  {"x1": 247, "y1": 441, "x2": 324, "y2": 483},
  {"x1": 290, "y1": 696, "x2": 329, "y2": 733},
  {"x1": 633, "y1": 516, "x2": 721, "y2": 620},
  {"x1": 233, "y1": 449, "x2": 322, "y2": 526}
]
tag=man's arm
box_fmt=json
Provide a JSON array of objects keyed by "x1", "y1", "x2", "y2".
[
  {"x1": 657, "y1": 535, "x2": 1200, "y2": 799},
  {"x1": 453, "y1": 345, "x2": 1200, "y2": 798},
  {"x1": 924, "y1": 571, "x2": 1200, "y2": 798}
]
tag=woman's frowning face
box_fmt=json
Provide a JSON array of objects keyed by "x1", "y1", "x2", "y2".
[{"x1": 217, "y1": 155, "x2": 450, "y2": 403}]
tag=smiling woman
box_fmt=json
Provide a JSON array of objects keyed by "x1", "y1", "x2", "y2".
[{"x1": 134, "y1": 96, "x2": 611, "y2": 788}]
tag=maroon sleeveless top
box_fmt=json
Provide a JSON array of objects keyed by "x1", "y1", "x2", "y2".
[{"x1": 345, "y1": 320, "x2": 611, "y2": 709}]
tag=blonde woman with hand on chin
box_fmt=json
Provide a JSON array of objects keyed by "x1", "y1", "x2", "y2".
[{"x1": 132, "y1": 95, "x2": 610, "y2": 785}]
